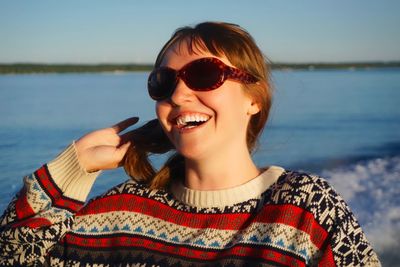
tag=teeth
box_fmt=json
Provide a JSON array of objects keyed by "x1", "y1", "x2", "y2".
[{"x1": 176, "y1": 114, "x2": 210, "y2": 127}]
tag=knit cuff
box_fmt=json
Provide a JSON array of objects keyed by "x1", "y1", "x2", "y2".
[{"x1": 47, "y1": 141, "x2": 101, "y2": 202}]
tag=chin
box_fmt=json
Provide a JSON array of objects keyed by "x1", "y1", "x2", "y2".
[{"x1": 175, "y1": 145, "x2": 208, "y2": 161}]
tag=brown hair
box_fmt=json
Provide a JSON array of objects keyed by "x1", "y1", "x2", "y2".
[{"x1": 124, "y1": 22, "x2": 272, "y2": 189}]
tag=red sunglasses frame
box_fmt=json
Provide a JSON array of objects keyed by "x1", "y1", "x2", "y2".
[{"x1": 147, "y1": 57, "x2": 259, "y2": 101}]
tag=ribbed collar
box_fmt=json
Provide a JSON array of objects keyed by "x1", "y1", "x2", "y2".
[{"x1": 170, "y1": 166, "x2": 284, "y2": 208}]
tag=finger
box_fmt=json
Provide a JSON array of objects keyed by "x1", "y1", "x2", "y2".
[{"x1": 111, "y1": 117, "x2": 139, "y2": 133}]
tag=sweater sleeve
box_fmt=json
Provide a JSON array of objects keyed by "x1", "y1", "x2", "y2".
[
  {"x1": 307, "y1": 175, "x2": 382, "y2": 267},
  {"x1": 0, "y1": 142, "x2": 100, "y2": 266},
  {"x1": 319, "y1": 212, "x2": 382, "y2": 267}
]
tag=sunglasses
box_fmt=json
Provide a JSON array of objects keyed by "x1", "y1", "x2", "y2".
[{"x1": 147, "y1": 57, "x2": 259, "y2": 101}]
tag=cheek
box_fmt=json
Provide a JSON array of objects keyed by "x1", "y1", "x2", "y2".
[
  {"x1": 155, "y1": 103, "x2": 162, "y2": 119},
  {"x1": 209, "y1": 88, "x2": 250, "y2": 118},
  {"x1": 155, "y1": 102, "x2": 170, "y2": 129},
  {"x1": 155, "y1": 102, "x2": 166, "y2": 120},
  {"x1": 218, "y1": 92, "x2": 253, "y2": 135}
]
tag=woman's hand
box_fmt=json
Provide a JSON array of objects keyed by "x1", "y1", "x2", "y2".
[{"x1": 74, "y1": 117, "x2": 139, "y2": 172}]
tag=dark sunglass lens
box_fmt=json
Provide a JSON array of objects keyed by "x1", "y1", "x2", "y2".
[
  {"x1": 185, "y1": 61, "x2": 222, "y2": 90},
  {"x1": 148, "y1": 68, "x2": 176, "y2": 100}
]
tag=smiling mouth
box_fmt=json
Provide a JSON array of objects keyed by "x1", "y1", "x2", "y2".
[{"x1": 174, "y1": 114, "x2": 211, "y2": 129}]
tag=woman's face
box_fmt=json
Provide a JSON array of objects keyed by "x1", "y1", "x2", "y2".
[{"x1": 155, "y1": 42, "x2": 259, "y2": 161}]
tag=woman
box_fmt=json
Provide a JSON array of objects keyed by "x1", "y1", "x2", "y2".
[{"x1": 0, "y1": 22, "x2": 380, "y2": 266}]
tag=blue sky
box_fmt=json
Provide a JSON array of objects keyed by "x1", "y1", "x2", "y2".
[{"x1": 1, "y1": 0, "x2": 399, "y2": 64}]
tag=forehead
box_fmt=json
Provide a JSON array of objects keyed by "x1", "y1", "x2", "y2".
[{"x1": 160, "y1": 39, "x2": 232, "y2": 69}]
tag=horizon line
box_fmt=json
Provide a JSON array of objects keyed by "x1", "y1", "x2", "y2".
[{"x1": 1, "y1": 60, "x2": 400, "y2": 65}]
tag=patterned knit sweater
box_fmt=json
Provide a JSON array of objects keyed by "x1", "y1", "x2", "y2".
[{"x1": 0, "y1": 143, "x2": 381, "y2": 266}]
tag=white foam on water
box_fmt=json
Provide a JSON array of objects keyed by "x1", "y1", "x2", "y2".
[{"x1": 321, "y1": 156, "x2": 400, "y2": 258}]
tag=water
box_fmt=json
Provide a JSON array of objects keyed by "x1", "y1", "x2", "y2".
[{"x1": 1, "y1": 69, "x2": 399, "y2": 265}]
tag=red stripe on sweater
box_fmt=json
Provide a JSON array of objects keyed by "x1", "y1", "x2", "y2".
[
  {"x1": 35, "y1": 166, "x2": 83, "y2": 212},
  {"x1": 12, "y1": 217, "x2": 52, "y2": 228},
  {"x1": 77, "y1": 194, "x2": 327, "y2": 248},
  {"x1": 15, "y1": 188, "x2": 35, "y2": 220},
  {"x1": 66, "y1": 233, "x2": 305, "y2": 266},
  {"x1": 77, "y1": 194, "x2": 252, "y2": 230},
  {"x1": 257, "y1": 204, "x2": 328, "y2": 249}
]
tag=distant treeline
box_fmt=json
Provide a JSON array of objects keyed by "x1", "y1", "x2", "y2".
[
  {"x1": 0, "y1": 64, "x2": 153, "y2": 74},
  {"x1": 1, "y1": 62, "x2": 400, "y2": 74},
  {"x1": 273, "y1": 62, "x2": 400, "y2": 70}
]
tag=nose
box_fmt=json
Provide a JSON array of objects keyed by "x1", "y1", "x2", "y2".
[{"x1": 168, "y1": 79, "x2": 195, "y2": 105}]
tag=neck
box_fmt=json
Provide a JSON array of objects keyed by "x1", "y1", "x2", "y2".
[{"x1": 184, "y1": 145, "x2": 260, "y2": 190}]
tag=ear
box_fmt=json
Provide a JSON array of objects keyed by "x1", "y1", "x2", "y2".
[{"x1": 247, "y1": 101, "x2": 260, "y2": 115}]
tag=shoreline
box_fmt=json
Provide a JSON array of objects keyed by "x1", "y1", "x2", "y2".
[{"x1": 1, "y1": 62, "x2": 400, "y2": 74}]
